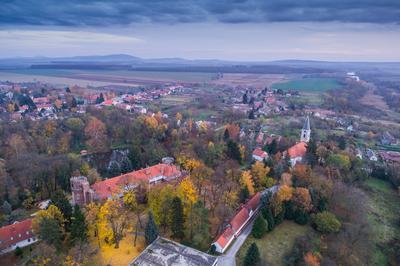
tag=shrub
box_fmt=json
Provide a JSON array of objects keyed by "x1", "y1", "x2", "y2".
[
  {"x1": 243, "y1": 243, "x2": 261, "y2": 266},
  {"x1": 312, "y1": 211, "x2": 341, "y2": 233},
  {"x1": 252, "y1": 215, "x2": 267, "y2": 239}
]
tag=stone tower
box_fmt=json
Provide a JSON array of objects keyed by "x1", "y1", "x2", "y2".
[
  {"x1": 300, "y1": 116, "x2": 311, "y2": 143},
  {"x1": 70, "y1": 176, "x2": 93, "y2": 206}
]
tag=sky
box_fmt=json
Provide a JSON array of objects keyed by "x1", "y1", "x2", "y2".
[{"x1": 0, "y1": 0, "x2": 400, "y2": 61}]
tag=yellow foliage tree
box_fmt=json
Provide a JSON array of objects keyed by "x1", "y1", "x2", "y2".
[
  {"x1": 176, "y1": 112, "x2": 183, "y2": 121},
  {"x1": 177, "y1": 178, "x2": 198, "y2": 215},
  {"x1": 241, "y1": 170, "x2": 255, "y2": 195},
  {"x1": 144, "y1": 116, "x2": 159, "y2": 130},
  {"x1": 32, "y1": 205, "x2": 65, "y2": 234},
  {"x1": 251, "y1": 161, "x2": 271, "y2": 190}
]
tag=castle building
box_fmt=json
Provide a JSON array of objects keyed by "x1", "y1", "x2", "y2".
[
  {"x1": 70, "y1": 163, "x2": 182, "y2": 206},
  {"x1": 300, "y1": 116, "x2": 311, "y2": 143}
]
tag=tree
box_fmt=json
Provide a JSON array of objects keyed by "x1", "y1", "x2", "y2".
[
  {"x1": 226, "y1": 140, "x2": 242, "y2": 163},
  {"x1": 248, "y1": 109, "x2": 255, "y2": 119},
  {"x1": 96, "y1": 93, "x2": 105, "y2": 104},
  {"x1": 242, "y1": 93, "x2": 248, "y2": 104},
  {"x1": 70, "y1": 205, "x2": 88, "y2": 244},
  {"x1": 2, "y1": 200, "x2": 12, "y2": 214},
  {"x1": 251, "y1": 161, "x2": 271, "y2": 190},
  {"x1": 266, "y1": 139, "x2": 278, "y2": 155},
  {"x1": 243, "y1": 243, "x2": 261, "y2": 266},
  {"x1": 84, "y1": 116, "x2": 108, "y2": 152},
  {"x1": 177, "y1": 178, "x2": 197, "y2": 216},
  {"x1": 170, "y1": 197, "x2": 185, "y2": 240},
  {"x1": 223, "y1": 128, "x2": 230, "y2": 141},
  {"x1": 39, "y1": 217, "x2": 64, "y2": 250},
  {"x1": 145, "y1": 211, "x2": 158, "y2": 245},
  {"x1": 261, "y1": 206, "x2": 275, "y2": 231},
  {"x1": 188, "y1": 201, "x2": 210, "y2": 250},
  {"x1": 32, "y1": 205, "x2": 65, "y2": 234},
  {"x1": 107, "y1": 161, "x2": 121, "y2": 177},
  {"x1": 98, "y1": 198, "x2": 130, "y2": 248},
  {"x1": 241, "y1": 170, "x2": 255, "y2": 195},
  {"x1": 292, "y1": 187, "x2": 312, "y2": 213},
  {"x1": 50, "y1": 191, "x2": 73, "y2": 228},
  {"x1": 8, "y1": 134, "x2": 26, "y2": 159},
  {"x1": 120, "y1": 156, "x2": 133, "y2": 174},
  {"x1": 15, "y1": 246, "x2": 23, "y2": 257},
  {"x1": 306, "y1": 138, "x2": 318, "y2": 167},
  {"x1": 312, "y1": 211, "x2": 341, "y2": 233},
  {"x1": 252, "y1": 215, "x2": 267, "y2": 239}
]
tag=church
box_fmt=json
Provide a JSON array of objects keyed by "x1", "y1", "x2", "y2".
[{"x1": 287, "y1": 116, "x2": 310, "y2": 167}]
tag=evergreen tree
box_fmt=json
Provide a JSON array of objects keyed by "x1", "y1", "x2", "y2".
[
  {"x1": 190, "y1": 201, "x2": 210, "y2": 250},
  {"x1": 96, "y1": 93, "x2": 105, "y2": 104},
  {"x1": 120, "y1": 156, "x2": 133, "y2": 174},
  {"x1": 39, "y1": 217, "x2": 64, "y2": 250},
  {"x1": 243, "y1": 243, "x2": 261, "y2": 266},
  {"x1": 248, "y1": 109, "x2": 255, "y2": 119},
  {"x1": 70, "y1": 205, "x2": 88, "y2": 244},
  {"x1": 242, "y1": 93, "x2": 248, "y2": 104},
  {"x1": 267, "y1": 139, "x2": 278, "y2": 155},
  {"x1": 239, "y1": 186, "x2": 250, "y2": 203},
  {"x1": 108, "y1": 161, "x2": 121, "y2": 177},
  {"x1": 145, "y1": 211, "x2": 158, "y2": 245},
  {"x1": 71, "y1": 97, "x2": 78, "y2": 108},
  {"x1": 50, "y1": 191, "x2": 72, "y2": 228},
  {"x1": 226, "y1": 140, "x2": 242, "y2": 163},
  {"x1": 2, "y1": 200, "x2": 12, "y2": 214},
  {"x1": 306, "y1": 138, "x2": 318, "y2": 167},
  {"x1": 170, "y1": 197, "x2": 185, "y2": 240},
  {"x1": 65, "y1": 87, "x2": 71, "y2": 93},
  {"x1": 294, "y1": 210, "x2": 309, "y2": 225},
  {"x1": 262, "y1": 206, "x2": 275, "y2": 231},
  {"x1": 14, "y1": 103, "x2": 19, "y2": 112},
  {"x1": 223, "y1": 128, "x2": 230, "y2": 141},
  {"x1": 252, "y1": 215, "x2": 267, "y2": 239}
]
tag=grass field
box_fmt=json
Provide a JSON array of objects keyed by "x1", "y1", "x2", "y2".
[
  {"x1": 236, "y1": 221, "x2": 314, "y2": 265},
  {"x1": 364, "y1": 178, "x2": 400, "y2": 265},
  {"x1": 272, "y1": 78, "x2": 342, "y2": 92}
]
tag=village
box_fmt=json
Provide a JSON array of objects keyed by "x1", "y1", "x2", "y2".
[{"x1": 0, "y1": 68, "x2": 399, "y2": 266}]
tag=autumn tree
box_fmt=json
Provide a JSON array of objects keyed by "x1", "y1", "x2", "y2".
[
  {"x1": 292, "y1": 187, "x2": 313, "y2": 213},
  {"x1": 7, "y1": 134, "x2": 26, "y2": 159},
  {"x1": 241, "y1": 170, "x2": 255, "y2": 196},
  {"x1": 98, "y1": 198, "x2": 130, "y2": 248},
  {"x1": 177, "y1": 177, "x2": 198, "y2": 216},
  {"x1": 251, "y1": 161, "x2": 271, "y2": 191},
  {"x1": 84, "y1": 116, "x2": 108, "y2": 152}
]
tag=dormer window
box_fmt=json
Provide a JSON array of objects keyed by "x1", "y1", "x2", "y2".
[
  {"x1": 18, "y1": 234, "x2": 21, "y2": 238},
  {"x1": 10, "y1": 237, "x2": 13, "y2": 240}
]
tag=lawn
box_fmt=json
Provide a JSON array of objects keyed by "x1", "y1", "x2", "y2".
[
  {"x1": 236, "y1": 221, "x2": 314, "y2": 266},
  {"x1": 364, "y1": 178, "x2": 400, "y2": 265},
  {"x1": 272, "y1": 78, "x2": 342, "y2": 92}
]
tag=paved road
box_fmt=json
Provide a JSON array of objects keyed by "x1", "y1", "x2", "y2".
[{"x1": 217, "y1": 220, "x2": 254, "y2": 266}]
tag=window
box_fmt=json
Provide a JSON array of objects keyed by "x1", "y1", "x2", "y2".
[
  {"x1": 28, "y1": 238, "x2": 31, "y2": 242},
  {"x1": 26, "y1": 231, "x2": 29, "y2": 235},
  {"x1": 18, "y1": 234, "x2": 21, "y2": 238},
  {"x1": 10, "y1": 237, "x2": 13, "y2": 240}
]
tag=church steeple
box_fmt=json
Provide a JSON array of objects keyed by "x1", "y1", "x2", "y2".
[{"x1": 300, "y1": 116, "x2": 311, "y2": 143}]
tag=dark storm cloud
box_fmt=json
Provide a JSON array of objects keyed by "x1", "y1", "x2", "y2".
[{"x1": 1, "y1": 0, "x2": 399, "y2": 26}]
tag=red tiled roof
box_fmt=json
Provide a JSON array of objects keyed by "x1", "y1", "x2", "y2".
[
  {"x1": 288, "y1": 142, "x2": 307, "y2": 158},
  {"x1": 215, "y1": 227, "x2": 234, "y2": 250},
  {"x1": 253, "y1": 148, "x2": 267, "y2": 158},
  {"x1": 101, "y1": 100, "x2": 114, "y2": 106},
  {"x1": 91, "y1": 163, "x2": 181, "y2": 200},
  {"x1": 245, "y1": 192, "x2": 261, "y2": 211},
  {"x1": 231, "y1": 208, "x2": 249, "y2": 233},
  {"x1": 0, "y1": 219, "x2": 35, "y2": 250}
]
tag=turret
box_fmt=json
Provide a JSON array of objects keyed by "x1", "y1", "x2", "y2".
[{"x1": 300, "y1": 116, "x2": 311, "y2": 143}]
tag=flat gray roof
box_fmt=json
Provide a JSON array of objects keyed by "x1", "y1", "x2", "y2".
[{"x1": 130, "y1": 237, "x2": 218, "y2": 266}]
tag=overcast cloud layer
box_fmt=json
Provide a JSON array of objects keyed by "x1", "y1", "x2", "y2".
[{"x1": 1, "y1": 0, "x2": 400, "y2": 26}]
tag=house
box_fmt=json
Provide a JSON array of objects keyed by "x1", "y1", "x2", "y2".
[
  {"x1": 71, "y1": 163, "x2": 182, "y2": 206},
  {"x1": 255, "y1": 132, "x2": 265, "y2": 145},
  {"x1": 130, "y1": 237, "x2": 218, "y2": 266},
  {"x1": 381, "y1": 131, "x2": 397, "y2": 146},
  {"x1": 366, "y1": 149, "x2": 378, "y2": 161},
  {"x1": 0, "y1": 219, "x2": 38, "y2": 254},
  {"x1": 212, "y1": 193, "x2": 261, "y2": 253},
  {"x1": 252, "y1": 148, "x2": 268, "y2": 161},
  {"x1": 379, "y1": 151, "x2": 400, "y2": 164},
  {"x1": 288, "y1": 142, "x2": 307, "y2": 166}
]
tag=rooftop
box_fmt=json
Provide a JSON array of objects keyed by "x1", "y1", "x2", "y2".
[{"x1": 130, "y1": 237, "x2": 218, "y2": 266}]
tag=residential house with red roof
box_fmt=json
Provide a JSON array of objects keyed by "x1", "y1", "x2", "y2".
[
  {"x1": 71, "y1": 163, "x2": 182, "y2": 206},
  {"x1": 288, "y1": 142, "x2": 307, "y2": 167},
  {"x1": 252, "y1": 148, "x2": 268, "y2": 162},
  {"x1": 0, "y1": 219, "x2": 38, "y2": 254}
]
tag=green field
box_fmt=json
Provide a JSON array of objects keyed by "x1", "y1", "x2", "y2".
[
  {"x1": 272, "y1": 78, "x2": 342, "y2": 92},
  {"x1": 236, "y1": 221, "x2": 314, "y2": 265},
  {"x1": 364, "y1": 178, "x2": 400, "y2": 265}
]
